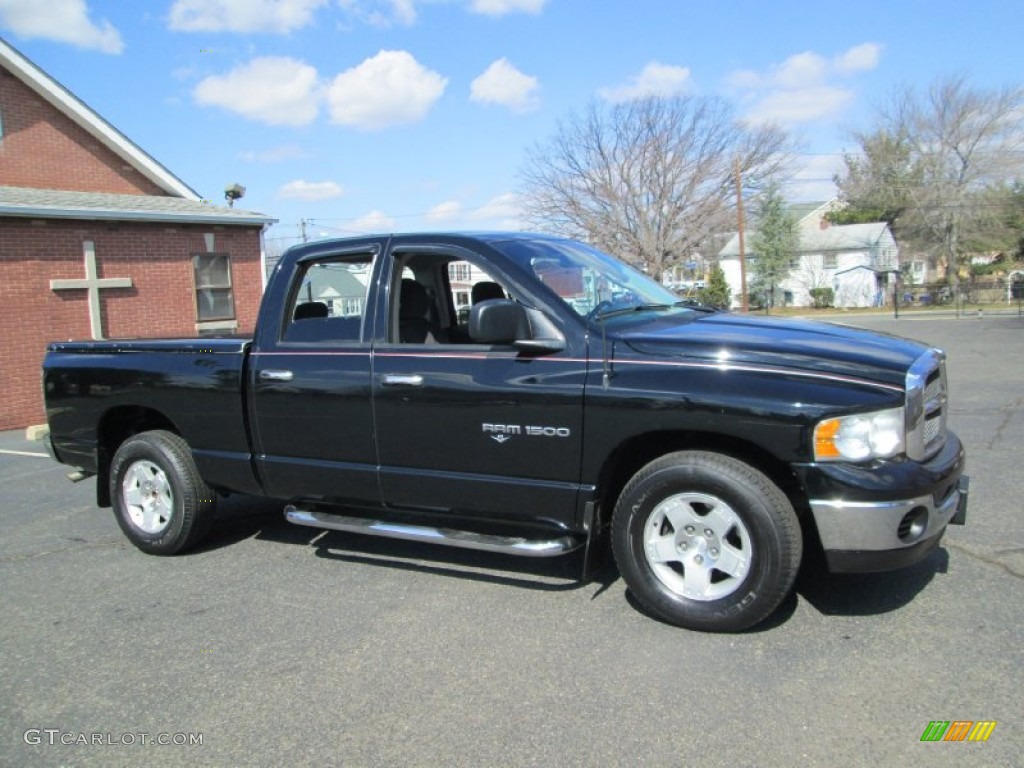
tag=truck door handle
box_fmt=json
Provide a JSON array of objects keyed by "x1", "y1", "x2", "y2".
[
  {"x1": 259, "y1": 369, "x2": 294, "y2": 381},
  {"x1": 381, "y1": 374, "x2": 424, "y2": 387}
]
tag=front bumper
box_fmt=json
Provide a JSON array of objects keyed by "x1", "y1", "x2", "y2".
[
  {"x1": 797, "y1": 433, "x2": 968, "y2": 573},
  {"x1": 810, "y1": 475, "x2": 968, "y2": 572}
]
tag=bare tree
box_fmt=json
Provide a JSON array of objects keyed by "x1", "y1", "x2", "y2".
[
  {"x1": 519, "y1": 95, "x2": 796, "y2": 275},
  {"x1": 829, "y1": 128, "x2": 920, "y2": 238},
  {"x1": 840, "y1": 76, "x2": 1024, "y2": 280}
]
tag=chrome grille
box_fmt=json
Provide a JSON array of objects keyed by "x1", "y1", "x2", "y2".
[
  {"x1": 924, "y1": 370, "x2": 943, "y2": 403},
  {"x1": 906, "y1": 350, "x2": 948, "y2": 461}
]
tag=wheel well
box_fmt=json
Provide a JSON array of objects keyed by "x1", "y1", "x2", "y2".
[
  {"x1": 595, "y1": 431, "x2": 809, "y2": 527},
  {"x1": 95, "y1": 407, "x2": 179, "y2": 507}
]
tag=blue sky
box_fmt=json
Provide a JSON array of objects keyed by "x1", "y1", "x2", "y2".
[{"x1": 1, "y1": 0, "x2": 1021, "y2": 249}]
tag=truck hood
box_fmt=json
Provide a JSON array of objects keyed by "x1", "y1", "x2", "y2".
[{"x1": 614, "y1": 312, "x2": 927, "y2": 388}]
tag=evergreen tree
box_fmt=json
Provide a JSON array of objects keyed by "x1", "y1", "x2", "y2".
[
  {"x1": 702, "y1": 265, "x2": 731, "y2": 309},
  {"x1": 750, "y1": 183, "x2": 798, "y2": 311}
]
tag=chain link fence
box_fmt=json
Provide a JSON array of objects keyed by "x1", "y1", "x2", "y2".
[{"x1": 897, "y1": 277, "x2": 1024, "y2": 313}]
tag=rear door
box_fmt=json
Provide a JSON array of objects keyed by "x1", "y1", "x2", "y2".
[{"x1": 249, "y1": 242, "x2": 385, "y2": 505}]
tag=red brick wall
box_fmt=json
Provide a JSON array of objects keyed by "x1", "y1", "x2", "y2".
[
  {"x1": 0, "y1": 68, "x2": 168, "y2": 196},
  {"x1": 0, "y1": 218, "x2": 265, "y2": 430}
]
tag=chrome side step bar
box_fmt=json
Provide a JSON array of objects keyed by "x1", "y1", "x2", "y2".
[{"x1": 284, "y1": 506, "x2": 583, "y2": 558}]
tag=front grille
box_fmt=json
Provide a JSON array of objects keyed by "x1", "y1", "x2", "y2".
[
  {"x1": 924, "y1": 370, "x2": 943, "y2": 402},
  {"x1": 906, "y1": 350, "x2": 948, "y2": 461}
]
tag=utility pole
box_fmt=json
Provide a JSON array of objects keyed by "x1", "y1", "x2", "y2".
[
  {"x1": 299, "y1": 219, "x2": 308, "y2": 243},
  {"x1": 734, "y1": 157, "x2": 748, "y2": 313}
]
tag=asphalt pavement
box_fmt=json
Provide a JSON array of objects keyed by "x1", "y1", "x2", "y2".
[{"x1": 1, "y1": 314, "x2": 1021, "y2": 767}]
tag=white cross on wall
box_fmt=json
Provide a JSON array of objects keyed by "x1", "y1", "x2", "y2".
[{"x1": 50, "y1": 241, "x2": 133, "y2": 340}]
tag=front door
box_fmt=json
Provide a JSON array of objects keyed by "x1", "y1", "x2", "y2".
[{"x1": 371, "y1": 246, "x2": 588, "y2": 529}]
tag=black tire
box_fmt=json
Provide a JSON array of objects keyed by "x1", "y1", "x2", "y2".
[
  {"x1": 611, "y1": 451, "x2": 801, "y2": 632},
  {"x1": 109, "y1": 430, "x2": 216, "y2": 555}
]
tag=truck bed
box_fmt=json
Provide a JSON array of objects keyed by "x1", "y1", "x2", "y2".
[{"x1": 43, "y1": 337, "x2": 259, "y2": 496}]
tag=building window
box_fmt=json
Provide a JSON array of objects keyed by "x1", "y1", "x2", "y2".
[
  {"x1": 193, "y1": 253, "x2": 235, "y2": 322},
  {"x1": 449, "y1": 262, "x2": 471, "y2": 282},
  {"x1": 823, "y1": 254, "x2": 838, "y2": 270},
  {"x1": 341, "y1": 297, "x2": 363, "y2": 317}
]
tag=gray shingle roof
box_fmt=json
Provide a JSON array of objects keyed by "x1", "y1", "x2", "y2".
[
  {"x1": 0, "y1": 186, "x2": 276, "y2": 227},
  {"x1": 719, "y1": 222, "x2": 890, "y2": 258}
]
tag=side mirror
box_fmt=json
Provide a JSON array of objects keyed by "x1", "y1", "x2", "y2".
[
  {"x1": 469, "y1": 299, "x2": 565, "y2": 352},
  {"x1": 469, "y1": 299, "x2": 529, "y2": 343}
]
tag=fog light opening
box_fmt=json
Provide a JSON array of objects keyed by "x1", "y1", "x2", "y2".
[{"x1": 898, "y1": 506, "x2": 929, "y2": 542}]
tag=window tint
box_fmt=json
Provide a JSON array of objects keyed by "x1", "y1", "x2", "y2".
[
  {"x1": 284, "y1": 256, "x2": 373, "y2": 343},
  {"x1": 447, "y1": 260, "x2": 504, "y2": 324}
]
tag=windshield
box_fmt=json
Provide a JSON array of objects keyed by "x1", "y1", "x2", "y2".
[{"x1": 490, "y1": 237, "x2": 686, "y2": 320}]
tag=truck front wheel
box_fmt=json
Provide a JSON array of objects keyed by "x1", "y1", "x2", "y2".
[
  {"x1": 109, "y1": 430, "x2": 215, "y2": 555},
  {"x1": 611, "y1": 451, "x2": 802, "y2": 632}
]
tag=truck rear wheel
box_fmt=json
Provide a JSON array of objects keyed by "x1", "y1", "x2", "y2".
[
  {"x1": 110, "y1": 430, "x2": 215, "y2": 555},
  {"x1": 611, "y1": 451, "x2": 801, "y2": 632}
]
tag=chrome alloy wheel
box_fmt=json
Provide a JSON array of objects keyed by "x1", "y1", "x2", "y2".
[
  {"x1": 642, "y1": 492, "x2": 752, "y2": 601},
  {"x1": 121, "y1": 459, "x2": 174, "y2": 534}
]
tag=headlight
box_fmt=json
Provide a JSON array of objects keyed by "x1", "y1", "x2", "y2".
[{"x1": 814, "y1": 407, "x2": 905, "y2": 462}]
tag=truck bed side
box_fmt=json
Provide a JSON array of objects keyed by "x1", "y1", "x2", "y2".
[{"x1": 43, "y1": 337, "x2": 261, "y2": 501}]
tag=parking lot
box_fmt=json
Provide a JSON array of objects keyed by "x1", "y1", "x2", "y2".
[{"x1": 1, "y1": 314, "x2": 1021, "y2": 767}]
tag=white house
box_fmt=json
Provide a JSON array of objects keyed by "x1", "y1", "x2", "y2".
[{"x1": 718, "y1": 201, "x2": 899, "y2": 308}]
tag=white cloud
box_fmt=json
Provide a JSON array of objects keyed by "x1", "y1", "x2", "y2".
[
  {"x1": 744, "y1": 85, "x2": 854, "y2": 124},
  {"x1": 599, "y1": 62, "x2": 691, "y2": 103},
  {"x1": 348, "y1": 210, "x2": 398, "y2": 232},
  {"x1": 470, "y1": 58, "x2": 539, "y2": 113},
  {"x1": 194, "y1": 57, "x2": 320, "y2": 126},
  {"x1": 388, "y1": 0, "x2": 417, "y2": 25},
  {"x1": 772, "y1": 51, "x2": 829, "y2": 89},
  {"x1": 418, "y1": 193, "x2": 524, "y2": 230},
  {"x1": 0, "y1": 0, "x2": 123, "y2": 53},
  {"x1": 468, "y1": 0, "x2": 546, "y2": 16},
  {"x1": 338, "y1": 0, "x2": 417, "y2": 27},
  {"x1": 426, "y1": 200, "x2": 463, "y2": 222},
  {"x1": 278, "y1": 179, "x2": 344, "y2": 200},
  {"x1": 469, "y1": 192, "x2": 523, "y2": 223},
  {"x1": 168, "y1": 0, "x2": 327, "y2": 33},
  {"x1": 728, "y1": 43, "x2": 882, "y2": 125},
  {"x1": 326, "y1": 50, "x2": 447, "y2": 130},
  {"x1": 787, "y1": 154, "x2": 842, "y2": 201},
  {"x1": 835, "y1": 42, "x2": 883, "y2": 73}
]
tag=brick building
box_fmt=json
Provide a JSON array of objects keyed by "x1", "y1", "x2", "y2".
[{"x1": 0, "y1": 38, "x2": 275, "y2": 430}]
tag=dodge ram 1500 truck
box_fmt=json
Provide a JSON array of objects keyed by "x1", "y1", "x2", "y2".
[{"x1": 43, "y1": 232, "x2": 968, "y2": 631}]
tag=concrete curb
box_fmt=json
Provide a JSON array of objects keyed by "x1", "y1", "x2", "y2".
[{"x1": 25, "y1": 424, "x2": 49, "y2": 442}]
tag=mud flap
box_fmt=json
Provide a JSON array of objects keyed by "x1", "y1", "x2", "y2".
[{"x1": 950, "y1": 475, "x2": 969, "y2": 526}]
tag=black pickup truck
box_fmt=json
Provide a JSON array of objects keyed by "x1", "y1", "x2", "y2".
[{"x1": 43, "y1": 232, "x2": 968, "y2": 631}]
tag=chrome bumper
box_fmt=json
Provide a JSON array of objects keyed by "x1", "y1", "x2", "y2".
[{"x1": 810, "y1": 476, "x2": 968, "y2": 556}]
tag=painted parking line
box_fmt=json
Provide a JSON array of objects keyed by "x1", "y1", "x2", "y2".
[{"x1": 0, "y1": 449, "x2": 49, "y2": 458}]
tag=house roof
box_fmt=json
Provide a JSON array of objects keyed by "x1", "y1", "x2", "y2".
[
  {"x1": 719, "y1": 221, "x2": 891, "y2": 258},
  {"x1": 0, "y1": 36, "x2": 201, "y2": 201},
  {"x1": 0, "y1": 186, "x2": 275, "y2": 227},
  {"x1": 787, "y1": 200, "x2": 837, "y2": 225},
  {"x1": 800, "y1": 221, "x2": 890, "y2": 252}
]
